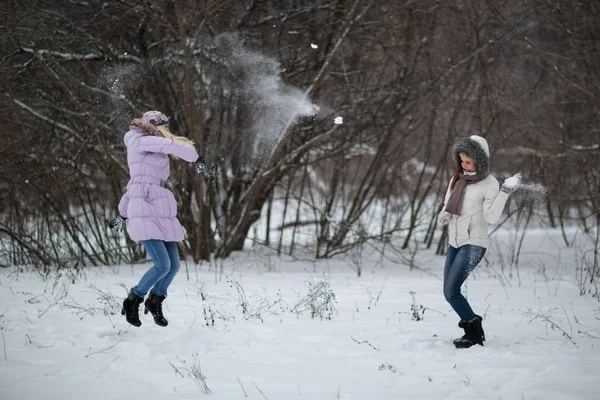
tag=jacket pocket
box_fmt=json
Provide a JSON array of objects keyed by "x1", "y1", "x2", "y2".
[
  {"x1": 468, "y1": 213, "x2": 486, "y2": 241},
  {"x1": 467, "y1": 217, "x2": 472, "y2": 238},
  {"x1": 455, "y1": 216, "x2": 471, "y2": 241}
]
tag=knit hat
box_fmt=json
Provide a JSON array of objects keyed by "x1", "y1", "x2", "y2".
[
  {"x1": 141, "y1": 111, "x2": 169, "y2": 126},
  {"x1": 452, "y1": 135, "x2": 490, "y2": 175}
]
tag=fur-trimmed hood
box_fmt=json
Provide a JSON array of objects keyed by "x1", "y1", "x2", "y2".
[
  {"x1": 452, "y1": 135, "x2": 490, "y2": 175},
  {"x1": 129, "y1": 119, "x2": 162, "y2": 137}
]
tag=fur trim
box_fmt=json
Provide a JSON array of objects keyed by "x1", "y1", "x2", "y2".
[
  {"x1": 469, "y1": 135, "x2": 489, "y2": 157},
  {"x1": 452, "y1": 135, "x2": 490, "y2": 175},
  {"x1": 130, "y1": 119, "x2": 162, "y2": 137}
]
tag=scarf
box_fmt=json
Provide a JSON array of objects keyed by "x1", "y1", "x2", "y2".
[{"x1": 444, "y1": 172, "x2": 487, "y2": 215}]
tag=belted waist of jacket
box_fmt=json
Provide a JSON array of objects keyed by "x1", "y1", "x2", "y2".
[{"x1": 129, "y1": 176, "x2": 165, "y2": 187}]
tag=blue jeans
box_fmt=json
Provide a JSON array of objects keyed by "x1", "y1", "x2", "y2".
[
  {"x1": 132, "y1": 240, "x2": 181, "y2": 298},
  {"x1": 443, "y1": 245, "x2": 486, "y2": 320}
]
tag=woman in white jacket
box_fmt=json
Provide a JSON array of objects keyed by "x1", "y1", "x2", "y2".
[{"x1": 437, "y1": 135, "x2": 520, "y2": 348}]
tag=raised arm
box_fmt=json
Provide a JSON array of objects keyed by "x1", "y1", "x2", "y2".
[
  {"x1": 136, "y1": 135, "x2": 199, "y2": 162},
  {"x1": 483, "y1": 178, "x2": 509, "y2": 224}
]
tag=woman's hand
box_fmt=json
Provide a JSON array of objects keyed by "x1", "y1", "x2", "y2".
[
  {"x1": 196, "y1": 161, "x2": 215, "y2": 182},
  {"x1": 501, "y1": 173, "x2": 522, "y2": 194},
  {"x1": 108, "y1": 215, "x2": 126, "y2": 233},
  {"x1": 437, "y1": 210, "x2": 451, "y2": 227}
]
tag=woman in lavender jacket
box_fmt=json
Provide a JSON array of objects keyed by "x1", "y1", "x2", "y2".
[{"x1": 109, "y1": 111, "x2": 213, "y2": 328}]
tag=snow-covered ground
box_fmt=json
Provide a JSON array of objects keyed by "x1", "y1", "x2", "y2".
[{"x1": 1, "y1": 228, "x2": 599, "y2": 400}]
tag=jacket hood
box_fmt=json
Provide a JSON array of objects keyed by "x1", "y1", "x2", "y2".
[{"x1": 452, "y1": 135, "x2": 490, "y2": 175}]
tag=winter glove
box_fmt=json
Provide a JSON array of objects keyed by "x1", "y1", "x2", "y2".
[
  {"x1": 501, "y1": 173, "x2": 522, "y2": 195},
  {"x1": 195, "y1": 161, "x2": 215, "y2": 182},
  {"x1": 437, "y1": 210, "x2": 451, "y2": 228},
  {"x1": 108, "y1": 215, "x2": 127, "y2": 233}
]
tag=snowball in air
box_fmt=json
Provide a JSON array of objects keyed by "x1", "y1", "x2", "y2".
[
  {"x1": 334, "y1": 117, "x2": 343, "y2": 125},
  {"x1": 311, "y1": 44, "x2": 318, "y2": 49}
]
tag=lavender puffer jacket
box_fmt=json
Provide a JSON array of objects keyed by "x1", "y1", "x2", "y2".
[{"x1": 117, "y1": 129, "x2": 198, "y2": 242}]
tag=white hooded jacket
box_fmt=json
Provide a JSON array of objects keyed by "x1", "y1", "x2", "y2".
[
  {"x1": 442, "y1": 176, "x2": 509, "y2": 249},
  {"x1": 441, "y1": 135, "x2": 510, "y2": 249}
]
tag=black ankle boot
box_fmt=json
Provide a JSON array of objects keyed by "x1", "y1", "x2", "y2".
[
  {"x1": 454, "y1": 315, "x2": 485, "y2": 348},
  {"x1": 476, "y1": 314, "x2": 486, "y2": 342},
  {"x1": 121, "y1": 289, "x2": 144, "y2": 327},
  {"x1": 453, "y1": 319, "x2": 469, "y2": 346},
  {"x1": 144, "y1": 292, "x2": 168, "y2": 327}
]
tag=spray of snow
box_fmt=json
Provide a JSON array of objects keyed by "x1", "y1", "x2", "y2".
[
  {"x1": 517, "y1": 183, "x2": 549, "y2": 202},
  {"x1": 504, "y1": 173, "x2": 549, "y2": 201},
  {"x1": 216, "y1": 34, "x2": 319, "y2": 165},
  {"x1": 97, "y1": 64, "x2": 139, "y2": 135},
  {"x1": 466, "y1": 245, "x2": 486, "y2": 274}
]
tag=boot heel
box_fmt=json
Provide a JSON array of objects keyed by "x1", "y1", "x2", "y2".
[
  {"x1": 121, "y1": 308, "x2": 125, "y2": 316},
  {"x1": 144, "y1": 306, "x2": 149, "y2": 315}
]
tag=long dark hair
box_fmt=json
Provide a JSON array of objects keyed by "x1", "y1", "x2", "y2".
[{"x1": 449, "y1": 165, "x2": 463, "y2": 191}]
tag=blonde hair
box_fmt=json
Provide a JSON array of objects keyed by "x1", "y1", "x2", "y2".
[
  {"x1": 156, "y1": 125, "x2": 194, "y2": 145},
  {"x1": 155, "y1": 125, "x2": 195, "y2": 160}
]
